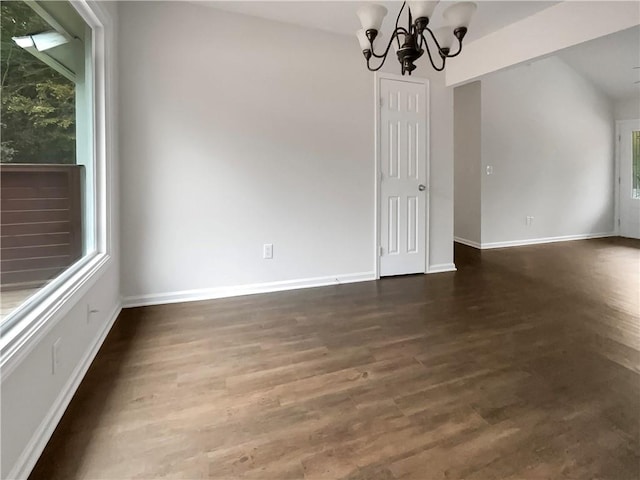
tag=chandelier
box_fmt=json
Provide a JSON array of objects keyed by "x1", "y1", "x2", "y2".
[{"x1": 356, "y1": 1, "x2": 477, "y2": 75}]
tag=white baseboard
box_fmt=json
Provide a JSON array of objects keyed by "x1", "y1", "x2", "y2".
[
  {"x1": 122, "y1": 272, "x2": 377, "y2": 308},
  {"x1": 480, "y1": 232, "x2": 616, "y2": 249},
  {"x1": 428, "y1": 263, "x2": 457, "y2": 274},
  {"x1": 454, "y1": 236, "x2": 481, "y2": 249},
  {"x1": 455, "y1": 232, "x2": 616, "y2": 250},
  {"x1": 7, "y1": 303, "x2": 122, "y2": 480}
]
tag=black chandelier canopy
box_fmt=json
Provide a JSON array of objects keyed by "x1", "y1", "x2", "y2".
[{"x1": 356, "y1": 1, "x2": 477, "y2": 75}]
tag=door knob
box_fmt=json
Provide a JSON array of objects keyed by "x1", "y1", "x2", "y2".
[{"x1": 418, "y1": 184, "x2": 426, "y2": 191}]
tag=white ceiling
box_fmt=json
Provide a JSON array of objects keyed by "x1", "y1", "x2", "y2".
[
  {"x1": 196, "y1": 1, "x2": 559, "y2": 43},
  {"x1": 193, "y1": 1, "x2": 640, "y2": 100},
  {"x1": 557, "y1": 26, "x2": 640, "y2": 102}
]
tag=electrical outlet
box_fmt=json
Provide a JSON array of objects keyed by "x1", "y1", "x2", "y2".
[
  {"x1": 263, "y1": 243, "x2": 273, "y2": 259},
  {"x1": 52, "y1": 338, "x2": 61, "y2": 375},
  {"x1": 486, "y1": 165, "x2": 494, "y2": 175},
  {"x1": 526, "y1": 216, "x2": 534, "y2": 226}
]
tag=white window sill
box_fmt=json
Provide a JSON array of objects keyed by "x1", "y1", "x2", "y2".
[{"x1": 0, "y1": 252, "x2": 113, "y2": 379}]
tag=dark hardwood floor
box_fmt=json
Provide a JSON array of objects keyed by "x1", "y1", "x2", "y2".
[{"x1": 29, "y1": 238, "x2": 640, "y2": 479}]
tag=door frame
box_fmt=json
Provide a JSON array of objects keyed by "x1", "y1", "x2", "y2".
[
  {"x1": 374, "y1": 72, "x2": 430, "y2": 279},
  {"x1": 615, "y1": 119, "x2": 640, "y2": 236}
]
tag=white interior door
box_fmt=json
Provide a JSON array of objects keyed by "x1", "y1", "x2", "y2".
[
  {"x1": 379, "y1": 77, "x2": 428, "y2": 276},
  {"x1": 619, "y1": 120, "x2": 640, "y2": 239}
]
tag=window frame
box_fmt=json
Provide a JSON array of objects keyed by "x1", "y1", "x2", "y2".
[{"x1": 0, "y1": 0, "x2": 115, "y2": 373}]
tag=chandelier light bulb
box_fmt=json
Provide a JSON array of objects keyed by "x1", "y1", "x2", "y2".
[
  {"x1": 356, "y1": 29, "x2": 370, "y2": 51},
  {"x1": 357, "y1": 29, "x2": 385, "y2": 51},
  {"x1": 432, "y1": 26, "x2": 454, "y2": 49},
  {"x1": 356, "y1": 4, "x2": 388, "y2": 32},
  {"x1": 407, "y1": 1, "x2": 440, "y2": 20},
  {"x1": 442, "y1": 1, "x2": 477, "y2": 28}
]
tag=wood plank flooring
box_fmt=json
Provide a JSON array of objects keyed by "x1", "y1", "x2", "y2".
[{"x1": 29, "y1": 238, "x2": 640, "y2": 479}]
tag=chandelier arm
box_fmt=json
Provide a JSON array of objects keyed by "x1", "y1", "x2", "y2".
[
  {"x1": 421, "y1": 33, "x2": 446, "y2": 71},
  {"x1": 424, "y1": 27, "x2": 446, "y2": 55},
  {"x1": 418, "y1": 32, "x2": 426, "y2": 50},
  {"x1": 444, "y1": 37, "x2": 464, "y2": 58},
  {"x1": 427, "y1": 28, "x2": 463, "y2": 58},
  {"x1": 370, "y1": 27, "x2": 407, "y2": 59},
  {"x1": 395, "y1": 2, "x2": 406, "y2": 50},
  {"x1": 366, "y1": 55, "x2": 389, "y2": 72}
]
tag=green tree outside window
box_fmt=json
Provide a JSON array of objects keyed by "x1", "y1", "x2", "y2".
[{"x1": 1, "y1": 0, "x2": 75, "y2": 164}]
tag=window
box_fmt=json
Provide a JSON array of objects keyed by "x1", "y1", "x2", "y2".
[
  {"x1": 633, "y1": 131, "x2": 640, "y2": 199},
  {"x1": 1, "y1": 1, "x2": 96, "y2": 330}
]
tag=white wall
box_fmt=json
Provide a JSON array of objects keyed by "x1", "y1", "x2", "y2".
[
  {"x1": 614, "y1": 96, "x2": 640, "y2": 120},
  {"x1": 1, "y1": 2, "x2": 120, "y2": 479},
  {"x1": 119, "y1": 1, "x2": 456, "y2": 305},
  {"x1": 453, "y1": 81, "x2": 482, "y2": 246},
  {"x1": 480, "y1": 56, "x2": 615, "y2": 246}
]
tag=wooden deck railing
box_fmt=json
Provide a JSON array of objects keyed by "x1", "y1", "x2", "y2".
[{"x1": 1, "y1": 164, "x2": 84, "y2": 290}]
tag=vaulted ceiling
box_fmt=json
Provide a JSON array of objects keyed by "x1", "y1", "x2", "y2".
[
  {"x1": 197, "y1": 1, "x2": 559, "y2": 44},
  {"x1": 194, "y1": 1, "x2": 639, "y2": 101},
  {"x1": 557, "y1": 26, "x2": 640, "y2": 102}
]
